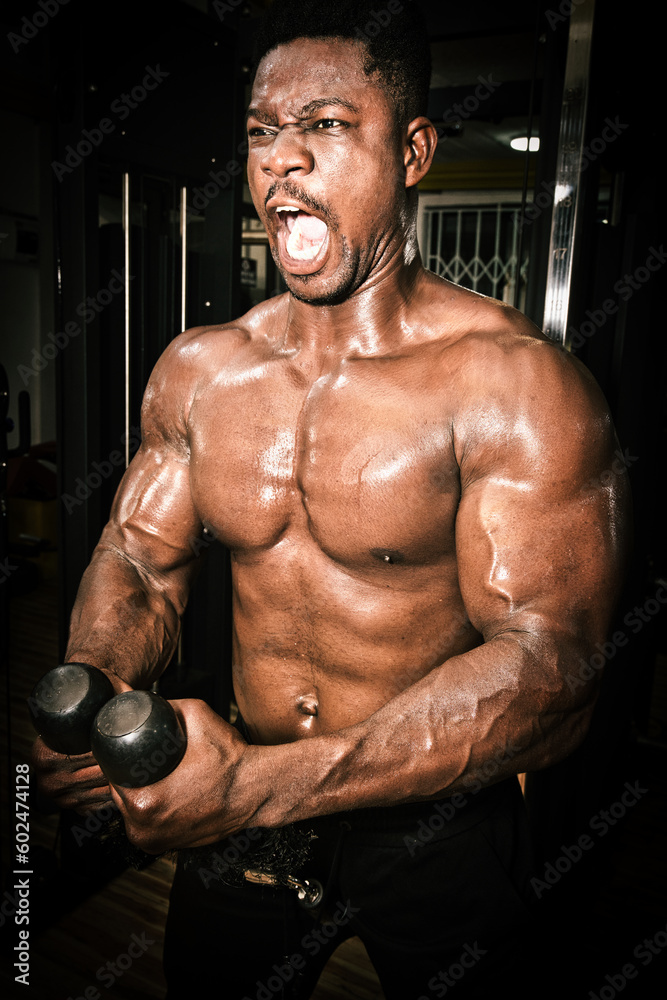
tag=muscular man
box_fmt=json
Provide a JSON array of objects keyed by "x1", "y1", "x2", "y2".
[{"x1": 34, "y1": 1, "x2": 629, "y2": 997}]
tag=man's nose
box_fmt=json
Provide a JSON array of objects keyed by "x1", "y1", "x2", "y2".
[{"x1": 261, "y1": 126, "x2": 314, "y2": 178}]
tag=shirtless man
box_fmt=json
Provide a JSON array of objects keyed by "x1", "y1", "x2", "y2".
[{"x1": 33, "y1": 1, "x2": 629, "y2": 996}]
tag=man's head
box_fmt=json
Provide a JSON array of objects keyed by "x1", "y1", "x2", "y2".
[
  {"x1": 247, "y1": 0, "x2": 436, "y2": 306},
  {"x1": 252, "y1": 0, "x2": 432, "y2": 132}
]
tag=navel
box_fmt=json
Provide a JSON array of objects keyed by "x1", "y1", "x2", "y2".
[{"x1": 297, "y1": 695, "x2": 318, "y2": 717}]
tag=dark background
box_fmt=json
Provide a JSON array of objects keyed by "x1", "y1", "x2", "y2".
[{"x1": 0, "y1": 1, "x2": 664, "y2": 997}]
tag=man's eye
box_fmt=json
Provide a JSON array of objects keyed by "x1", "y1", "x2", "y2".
[
  {"x1": 248, "y1": 126, "x2": 274, "y2": 138},
  {"x1": 314, "y1": 118, "x2": 345, "y2": 130}
]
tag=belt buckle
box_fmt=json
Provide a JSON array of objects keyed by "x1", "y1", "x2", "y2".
[{"x1": 244, "y1": 869, "x2": 324, "y2": 909}]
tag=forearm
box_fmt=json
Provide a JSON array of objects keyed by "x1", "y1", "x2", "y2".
[
  {"x1": 240, "y1": 632, "x2": 596, "y2": 828},
  {"x1": 65, "y1": 542, "x2": 189, "y2": 689}
]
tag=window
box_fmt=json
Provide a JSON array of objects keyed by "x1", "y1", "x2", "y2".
[{"x1": 419, "y1": 194, "x2": 530, "y2": 309}]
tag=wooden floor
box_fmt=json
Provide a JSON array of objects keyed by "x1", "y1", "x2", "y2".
[{"x1": 2, "y1": 574, "x2": 666, "y2": 999}]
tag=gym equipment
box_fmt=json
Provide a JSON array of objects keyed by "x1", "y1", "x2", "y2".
[
  {"x1": 29, "y1": 667, "x2": 186, "y2": 789},
  {"x1": 91, "y1": 690, "x2": 186, "y2": 788},
  {"x1": 29, "y1": 662, "x2": 115, "y2": 755}
]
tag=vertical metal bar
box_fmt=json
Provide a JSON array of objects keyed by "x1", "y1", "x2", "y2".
[
  {"x1": 494, "y1": 204, "x2": 502, "y2": 300},
  {"x1": 180, "y1": 185, "x2": 188, "y2": 333},
  {"x1": 177, "y1": 186, "x2": 187, "y2": 671},
  {"x1": 122, "y1": 173, "x2": 131, "y2": 467},
  {"x1": 542, "y1": 0, "x2": 596, "y2": 346},
  {"x1": 455, "y1": 210, "x2": 462, "y2": 284},
  {"x1": 437, "y1": 209, "x2": 443, "y2": 275},
  {"x1": 514, "y1": 0, "x2": 542, "y2": 310},
  {"x1": 424, "y1": 209, "x2": 437, "y2": 274},
  {"x1": 509, "y1": 205, "x2": 519, "y2": 304},
  {"x1": 473, "y1": 209, "x2": 481, "y2": 292}
]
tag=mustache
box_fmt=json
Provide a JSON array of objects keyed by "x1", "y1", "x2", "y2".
[{"x1": 265, "y1": 180, "x2": 337, "y2": 229}]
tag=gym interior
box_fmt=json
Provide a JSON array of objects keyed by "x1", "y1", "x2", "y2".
[{"x1": 0, "y1": 1, "x2": 664, "y2": 997}]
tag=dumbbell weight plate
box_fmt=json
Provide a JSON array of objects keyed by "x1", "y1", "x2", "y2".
[
  {"x1": 91, "y1": 690, "x2": 186, "y2": 788},
  {"x1": 29, "y1": 663, "x2": 115, "y2": 755}
]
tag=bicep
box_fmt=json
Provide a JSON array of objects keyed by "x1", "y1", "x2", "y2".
[
  {"x1": 100, "y1": 439, "x2": 203, "y2": 580},
  {"x1": 95, "y1": 334, "x2": 205, "y2": 583},
  {"x1": 455, "y1": 374, "x2": 629, "y2": 648}
]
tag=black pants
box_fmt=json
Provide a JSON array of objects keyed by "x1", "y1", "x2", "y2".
[{"x1": 163, "y1": 778, "x2": 551, "y2": 1000}]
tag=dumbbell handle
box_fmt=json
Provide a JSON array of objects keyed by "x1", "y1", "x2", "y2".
[{"x1": 28, "y1": 663, "x2": 115, "y2": 756}]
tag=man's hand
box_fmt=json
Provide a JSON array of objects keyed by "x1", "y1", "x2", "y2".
[
  {"x1": 108, "y1": 699, "x2": 254, "y2": 854},
  {"x1": 30, "y1": 668, "x2": 133, "y2": 814}
]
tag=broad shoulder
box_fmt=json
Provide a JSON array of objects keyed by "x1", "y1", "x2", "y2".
[
  {"x1": 424, "y1": 275, "x2": 605, "y2": 414},
  {"x1": 421, "y1": 276, "x2": 615, "y2": 480},
  {"x1": 147, "y1": 295, "x2": 288, "y2": 389},
  {"x1": 140, "y1": 296, "x2": 289, "y2": 447}
]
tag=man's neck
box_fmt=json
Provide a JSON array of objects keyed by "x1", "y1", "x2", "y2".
[{"x1": 280, "y1": 247, "x2": 428, "y2": 363}]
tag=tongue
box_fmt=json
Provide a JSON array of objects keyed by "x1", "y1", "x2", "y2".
[
  {"x1": 286, "y1": 212, "x2": 328, "y2": 260},
  {"x1": 297, "y1": 213, "x2": 327, "y2": 241}
]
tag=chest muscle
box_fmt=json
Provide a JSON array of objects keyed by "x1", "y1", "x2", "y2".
[{"x1": 189, "y1": 361, "x2": 460, "y2": 565}]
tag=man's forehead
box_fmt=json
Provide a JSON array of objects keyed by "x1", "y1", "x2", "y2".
[{"x1": 250, "y1": 36, "x2": 384, "y2": 109}]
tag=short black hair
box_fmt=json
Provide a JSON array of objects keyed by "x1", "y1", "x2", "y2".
[{"x1": 252, "y1": 0, "x2": 432, "y2": 127}]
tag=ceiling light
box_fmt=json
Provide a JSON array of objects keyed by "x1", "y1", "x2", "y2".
[{"x1": 511, "y1": 136, "x2": 540, "y2": 152}]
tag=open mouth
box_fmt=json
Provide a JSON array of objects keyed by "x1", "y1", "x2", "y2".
[{"x1": 274, "y1": 206, "x2": 330, "y2": 274}]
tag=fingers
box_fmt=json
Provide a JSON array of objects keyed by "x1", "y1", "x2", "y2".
[
  {"x1": 30, "y1": 735, "x2": 112, "y2": 811},
  {"x1": 28, "y1": 672, "x2": 135, "y2": 815},
  {"x1": 62, "y1": 788, "x2": 116, "y2": 814}
]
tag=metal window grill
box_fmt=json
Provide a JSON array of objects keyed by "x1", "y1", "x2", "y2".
[{"x1": 423, "y1": 204, "x2": 529, "y2": 305}]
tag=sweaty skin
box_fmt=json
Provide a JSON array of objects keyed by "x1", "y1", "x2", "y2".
[{"x1": 33, "y1": 39, "x2": 629, "y2": 852}]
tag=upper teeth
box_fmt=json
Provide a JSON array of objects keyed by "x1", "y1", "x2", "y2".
[{"x1": 276, "y1": 206, "x2": 300, "y2": 213}]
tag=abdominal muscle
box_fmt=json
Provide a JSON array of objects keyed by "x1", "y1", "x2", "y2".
[{"x1": 229, "y1": 532, "x2": 481, "y2": 745}]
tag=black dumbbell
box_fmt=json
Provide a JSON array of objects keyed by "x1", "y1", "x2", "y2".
[
  {"x1": 91, "y1": 690, "x2": 186, "y2": 788},
  {"x1": 28, "y1": 663, "x2": 115, "y2": 755}
]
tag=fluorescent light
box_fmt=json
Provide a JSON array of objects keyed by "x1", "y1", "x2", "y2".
[{"x1": 511, "y1": 136, "x2": 540, "y2": 152}]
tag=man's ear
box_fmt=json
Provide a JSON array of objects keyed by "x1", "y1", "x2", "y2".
[{"x1": 403, "y1": 117, "x2": 438, "y2": 189}]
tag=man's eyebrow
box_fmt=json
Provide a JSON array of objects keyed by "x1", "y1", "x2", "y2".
[
  {"x1": 246, "y1": 107, "x2": 279, "y2": 125},
  {"x1": 297, "y1": 97, "x2": 360, "y2": 117},
  {"x1": 246, "y1": 97, "x2": 359, "y2": 125}
]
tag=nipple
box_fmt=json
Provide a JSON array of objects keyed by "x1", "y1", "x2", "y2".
[
  {"x1": 370, "y1": 548, "x2": 404, "y2": 565},
  {"x1": 297, "y1": 696, "x2": 318, "y2": 717}
]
